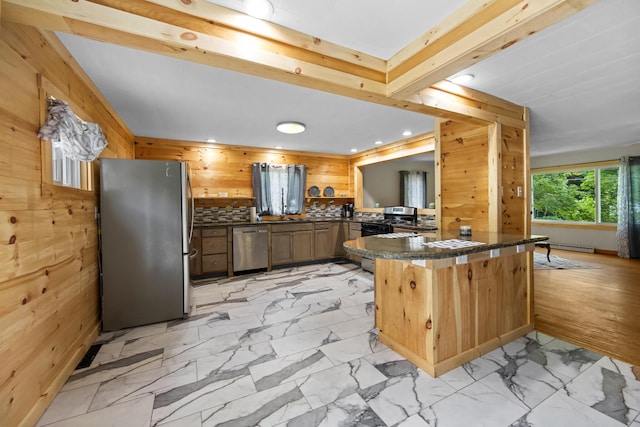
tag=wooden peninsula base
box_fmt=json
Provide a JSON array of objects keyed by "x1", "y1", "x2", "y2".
[{"x1": 374, "y1": 244, "x2": 534, "y2": 377}]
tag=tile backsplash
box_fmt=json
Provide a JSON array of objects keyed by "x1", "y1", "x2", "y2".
[{"x1": 195, "y1": 206, "x2": 435, "y2": 225}]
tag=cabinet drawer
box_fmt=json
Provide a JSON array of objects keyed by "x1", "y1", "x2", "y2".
[
  {"x1": 202, "y1": 254, "x2": 227, "y2": 273},
  {"x1": 271, "y1": 222, "x2": 313, "y2": 232},
  {"x1": 202, "y1": 227, "x2": 227, "y2": 238},
  {"x1": 314, "y1": 221, "x2": 330, "y2": 230},
  {"x1": 202, "y1": 236, "x2": 227, "y2": 254}
]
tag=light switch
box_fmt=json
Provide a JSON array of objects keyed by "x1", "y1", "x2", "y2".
[{"x1": 517, "y1": 186, "x2": 523, "y2": 197}]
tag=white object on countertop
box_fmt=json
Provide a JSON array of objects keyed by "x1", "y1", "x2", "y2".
[{"x1": 250, "y1": 207, "x2": 257, "y2": 223}]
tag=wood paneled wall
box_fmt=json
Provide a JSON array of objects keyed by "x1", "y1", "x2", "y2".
[
  {"x1": 0, "y1": 23, "x2": 133, "y2": 427},
  {"x1": 436, "y1": 119, "x2": 529, "y2": 234},
  {"x1": 501, "y1": 124, "x2": 529, "y2": 234},
  {"x1": 134, "y1": 137, "x2": 351, "y2": 198},
  {"x1": 437, "y1": 119, "x2": 491, "y2": 232}
]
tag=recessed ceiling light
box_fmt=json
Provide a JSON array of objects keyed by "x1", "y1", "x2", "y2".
[
  {"x1": 374, "y1": 140, "x2": 383, "y2": 145},
  {"x1": 350, "y1": 148, "x2": 358, "y2": 153},
  {"x1": 244, "y1": 0, "x2": 273, "y2": 19},
  {"x1": 275, "y1": 146, "x2": 283, "y2": 149},
  {"x1": 450, "y1": 74, "x2": 475, "y2": 84},
  {"x1": 206, "y1": 138, "x2": 217, "y2": 143},
  {"x1": 276, "y1": 121, "x2": 306, "y2": 134},
  {"x1": 402, "y1": 130, "x2": 412, "y2": 137}
]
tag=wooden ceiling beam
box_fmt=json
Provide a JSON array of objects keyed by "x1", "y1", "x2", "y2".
[
  {"x1": 386, "y1": 0, "x2": 598, "y2": 99},
  {"x1": 1, "y1": 0, "x2": 593, "y2": 127},
  {"x1": 2, "y1": 0, "x2": 522, "y2": 125}
]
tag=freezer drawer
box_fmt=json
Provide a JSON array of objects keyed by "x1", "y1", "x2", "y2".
[{"x1": 233, "y1": 226, "x2": 268, "y2": 272}]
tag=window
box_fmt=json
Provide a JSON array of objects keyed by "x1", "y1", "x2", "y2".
[
  {"x1": 399, "y1": 170, "x2": 427, "y2": 208},
  {"x1": 52, "y1": 145, "x2": 82, "y2": 189},
  {"x1": 532, "y1": 163, "x2": 618, "y2": 224},
  {"x1": 38, "y1": 76, "x2": 105, "y2": 191},
  {"x1": 252, "y1": 163, "x2": 307, "y2": 215}
]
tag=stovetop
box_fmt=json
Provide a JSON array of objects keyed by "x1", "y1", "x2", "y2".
[{"x1": 361, "y1": 219, "x2": 417, "y2": 226}]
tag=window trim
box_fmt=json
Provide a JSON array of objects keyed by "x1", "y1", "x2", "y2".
[
  {"x1": 531, "y1": 160, "x2": 619, "y2": 226},
  {"x1": 38, "y1": 75, "x2": 94, "y2": 192}
]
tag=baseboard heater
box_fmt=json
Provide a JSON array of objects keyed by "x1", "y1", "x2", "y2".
[{"x1": 549, "y1": 242, "x2": 595, "y2": 253}]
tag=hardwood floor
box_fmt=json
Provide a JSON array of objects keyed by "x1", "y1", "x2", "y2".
[{"x1": 533, "y1": 248, "x2": 640, "y2": 367}]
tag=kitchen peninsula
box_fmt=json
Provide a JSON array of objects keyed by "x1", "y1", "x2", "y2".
[{"x1": 344, "y1": 231, "x2": 549, "y2": 377}]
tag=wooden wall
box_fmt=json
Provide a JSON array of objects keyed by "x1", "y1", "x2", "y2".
[
  {"x1": 501, "y1": 124, "x2": 529, "y2": 234},
  {"x1": 134, "y1": 137, "x2": 351, "y2": 199},
  {"x1": 436, "y1": 119, "x2": 529, "y2": 234},
  {"x1": 0, "y1": 23, "x2": 133, "y2": 427},
  {"x1": 437, "y1": 119, "x2": 491, "y2": 232},
  {"x1": 349, "y1": 132, "x2": 436, "y2": 212}
]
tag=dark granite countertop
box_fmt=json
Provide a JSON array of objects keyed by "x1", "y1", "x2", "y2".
[
  {"x1": 194, "y1": 218, "x2": 438, "y2": 229},
  {"x1": 343, "y1": 231, "x2": 549, "y2": 260},
  {"x1": 194, "y1": 218, "x2": 347, "y2": 227}
]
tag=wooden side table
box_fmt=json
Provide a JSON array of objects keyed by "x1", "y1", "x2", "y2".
[{"x1": 535, "y1": 242, "x2": 551, "y2": 262}]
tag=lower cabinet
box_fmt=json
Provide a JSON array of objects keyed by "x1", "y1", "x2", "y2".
[
  {"x1": 331, "y1": 222, "x2": 348, "y2": 257},
  {"x1": 271, "y1": 223, "x2": 314, "y2": 266},
  {"x1": 201, "y1": 227, "x2": 229, "y2": 274},
  {"x1": 190, "y1": 228, "x2": 202, "y2": 276},
  {"x1": 347, "y1": 222, "x2": 362, "y2": 263},
  {"x1": 314, "y1": 222, "x2": 332, "y2": 260},
  {"x1": 194, "y1": 220, "x2": 355, "y2": 276},
  {"x1": 315, "y1": 221, "x2": 347, "y2": 260}
]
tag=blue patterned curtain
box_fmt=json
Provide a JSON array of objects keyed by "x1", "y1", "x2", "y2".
[{"x1": 616, "y1": 156, "x2": 640, "y2": 258}]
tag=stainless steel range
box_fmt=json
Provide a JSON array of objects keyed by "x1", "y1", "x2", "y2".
[{"x1": 360, "y1": 206, "x2": 418, "y2": 272}]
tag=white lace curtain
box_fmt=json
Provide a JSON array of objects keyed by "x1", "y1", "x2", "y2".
[
  {"x1": 616, "y1": 156, "x2": 640, "y2": 258},
  {"x1": 37, "y1": 98, "x2": 107, "y2": 161}
]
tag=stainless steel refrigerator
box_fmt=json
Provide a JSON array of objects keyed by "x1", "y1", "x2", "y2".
[{"x1": 99, "y1": 159, "x2": 193, "y2": 331}]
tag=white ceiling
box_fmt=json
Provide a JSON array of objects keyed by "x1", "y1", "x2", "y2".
[{"x1": 57, "y1": 0, "x2": 640, "y2": 158}]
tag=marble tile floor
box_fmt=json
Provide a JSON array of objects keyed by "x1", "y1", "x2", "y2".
[{"x1": 37, "y1": 262, "x2": 640, "y2": 427}]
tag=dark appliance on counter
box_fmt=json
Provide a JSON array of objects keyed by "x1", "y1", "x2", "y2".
[
  {"x1": 341, "y1": 203, "x2": 354, "y2": 218},
  {"x1": 360, "y1": 206, "x2": 418, "y2": 272},
  {"x1": 100, "y1": 159, "x2": 194, "y2": 331}
]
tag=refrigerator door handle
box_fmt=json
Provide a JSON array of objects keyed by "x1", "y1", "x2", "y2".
[{"x1": 187, "y1": 169, "x2": 194, "y2": 244}]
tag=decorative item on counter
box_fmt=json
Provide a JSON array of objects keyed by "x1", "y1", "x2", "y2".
[
  {"x1": 249, "y1": 206, "x2": 257, "y2": 223},
  {"x1": 323, "y1": 186, "x2": 334, "y2": 197},
  {"x1": 308, "y1": 186, "x2": 320, "y2": 196},
  {"x1": 459, "y1": 225, "x2": 472, "y2": 236}
]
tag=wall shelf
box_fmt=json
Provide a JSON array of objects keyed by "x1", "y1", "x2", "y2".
[{"x1": 195, "y1": 197, "x2": 255, "y2": 208}]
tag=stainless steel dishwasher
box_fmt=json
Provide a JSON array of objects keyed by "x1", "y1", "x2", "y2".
[{"x1": 233, "y1": 226, "x2": 268, "y2": 272}]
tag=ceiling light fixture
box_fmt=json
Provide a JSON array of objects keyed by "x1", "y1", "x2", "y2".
[
  {"x1": 275, "y1": 146, "x2": 283, "y2": 149},
  {"x1": 374, "y1": 140, "x2": 383, "y2": 145},
  {"x1": 402, "y1": 130, "x2": 412, "y2": 137},
  {"x1": 206, "y1": 138, "x2": 217, "y2": 143},
  {"x1": 450, "y1": 74, "x2": 475, "y2": 84},
  {"x1": 276, "y1": 121, "x2": 306, "y2": 134},
  {"x1": 244, "y1": 0, "x2": 274, "y2": 19},
  {"x1": 350, "y1": 148, "x2": 358, "y2": 153}
]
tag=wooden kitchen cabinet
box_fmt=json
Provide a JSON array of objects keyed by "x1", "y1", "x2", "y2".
[
  {"x1": 331, "y1": 222, "x2": 348, "y2": 257},
  {"x1": 347, "y1": 222, "x2": 362, "y2": 263},
  {"x1": 190, "y1": 227, "x2": 202, "y2": 276},
  {"x1": 271, "y1": 222, "x2": 314, "y2": 266},
  {"x1": 315, "y1": 221, "x2": 346, "y2": 260},
  {"x1": 314, "y1": 222, "x2": 332, "y2": 260},
  {"x1": 201, "y1": 226, "x2": 228, "y2": 274}
]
